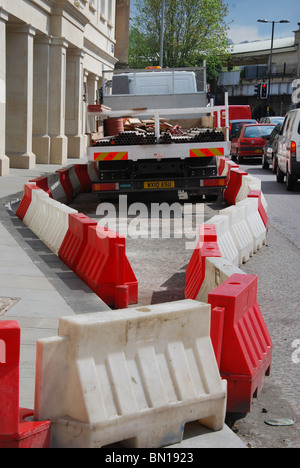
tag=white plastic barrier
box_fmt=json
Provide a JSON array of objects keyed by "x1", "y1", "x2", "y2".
[
  {"x1": 23, "y1": 190, "x2": 51, "y2": 238},
  {"x1": 34, "y1": 300, "x2": 227, "y2": 448},
  {"x1": 221, "y1": 164, "x2": 229, "y2": 177},
  {"x1": 219, "y1": 205, "x2": 254, "y2": 266},
  {"x1": 235, "y1": 174, "x2": 261, "y2": 202},
  {"x1": 208, "y1": 215, "x2": 239, "y2": 267},
  {"x1": 68, "y1": 165, "x2": 81, "y2": 198},
  {"x1": 87, "y1": 161, "x2": 98, "y2": 181},
  {"x1": 222, "y1": 158, "x2": 239, "y2": 178},
  {"x1": 41, "y1": 201, "x2": 78, "y2": 255},
  {"x1": 23, "y1": 190, "x2": 78, "y2": 255},
  {"x1": 261, "y1": 192, "x2": 268, "y2": 211},
  {"x1": 221, "y1": 158, "x2": 231, "y2": 177},
  {"x1": 196, "y1": 257, "x2": 247, "y2": 303},
  {"x1": 47, "y1": 173, "x2": 68, "y2": 203},
  {"x1": 236, "y1": 174, "x2": 268, "y2": 212},
  {"x1": 36, "y1": 197, "x2": 60, "y2": 244},
  {"x1": 237, "y1": 198, "x2": 267, "y2": 253}
]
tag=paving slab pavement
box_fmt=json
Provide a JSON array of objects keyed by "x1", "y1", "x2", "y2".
[{"x1": 0, "y1": 161, "x2": 246, "y2": 449}]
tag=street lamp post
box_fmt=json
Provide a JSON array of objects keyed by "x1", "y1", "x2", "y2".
[
  {"x1": 160, "y1": 0, "x2": 165, "y2": 68},
  {"x1": 257, "y1": 19, "x2": 290, "y2": 116}
]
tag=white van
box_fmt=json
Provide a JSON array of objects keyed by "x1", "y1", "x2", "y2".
[
  {"x1": 112, "y1": 71, "x2": 197, "y2": 95},
  {"x1": 276, "y1": 109, "x2": 300, "y2": 190}
]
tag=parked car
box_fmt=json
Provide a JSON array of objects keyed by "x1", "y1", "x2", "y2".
[
  {"x1": 262, "y1": 122, "x2": 283, "y2": 171},
  {"x1": 260, "y1": 116, "x2": 285, "y2": 125},
  {"x1": 229, "y1": 119, "x2": 258, "y2": 141},
  {"x1": 231, "y1": 124, "x2": 275, "y2": 163},
  {"x1": 276, "y1": 109, "x2": 300, "y2": 191}
]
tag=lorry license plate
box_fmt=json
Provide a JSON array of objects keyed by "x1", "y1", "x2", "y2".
[
  {"x1": 144, "y1": 181, "x2": 175, "y2": 189},
  {"x1": 255, "y1": 149, "x2": 262, "y2": 154}
]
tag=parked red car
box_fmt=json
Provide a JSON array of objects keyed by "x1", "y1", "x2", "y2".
[{"x1": 231, "y1": 124, "x2": 275, "y2": 163}]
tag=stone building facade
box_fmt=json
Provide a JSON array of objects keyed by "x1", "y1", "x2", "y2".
[{"x1": 0, "y1": 0, "x2": 130, "y2": 176}]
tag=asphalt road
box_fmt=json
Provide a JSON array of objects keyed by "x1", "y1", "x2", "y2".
[
  {"x1": 70, "y1": 162, "x2": 300, "y2": 448},
  {"x1": 235, "y1": 161, "x2": 300, "y2": 448}
]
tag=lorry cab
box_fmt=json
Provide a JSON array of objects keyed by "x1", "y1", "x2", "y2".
[{"x1": 276, "y1": 109, "x2": 300, "y2": 191}]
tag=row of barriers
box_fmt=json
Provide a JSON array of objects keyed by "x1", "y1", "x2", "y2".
[
  {"x1": 16, "y1": 164, "x2": 138, "y2": 309},
  {"x1": 185, "y1": 157, "x2": 272, "y2": 415},
  {"x1": 218, "y1": 156, "x2": 268, "y2": 210},
  {"x1": 28, "y1": 163, "x2": 99, "y2": 204},
  {"x1": 0, "y1": 156, "x2": 273, "y2": 448}
]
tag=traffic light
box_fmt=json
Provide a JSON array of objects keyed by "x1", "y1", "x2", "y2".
[
  {"x1": 261, "y1": 82, "x2": 268, "y2": 99},
  {"x1": 254, "y1": 83, "x2": 261, "y2": 99}
]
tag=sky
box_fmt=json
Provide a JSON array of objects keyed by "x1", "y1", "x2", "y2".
[{"x1": 130, "y1": 0, "x2": 300, "y2": 44}]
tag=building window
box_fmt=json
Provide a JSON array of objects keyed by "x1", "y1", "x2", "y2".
[
  {"x1": 108, "y1": 0, "x2": 114, "y2": 28},
  {"x1": 108, "y1": 0, "x2": 112, "y2": 21},
  {"x1": 100, "y1": 0, "x2": 106, "y2": 19}
]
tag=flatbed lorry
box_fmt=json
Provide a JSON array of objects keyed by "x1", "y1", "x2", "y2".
[{"x1": 86, "y1": 100, "x2": 230, "y2": 200}]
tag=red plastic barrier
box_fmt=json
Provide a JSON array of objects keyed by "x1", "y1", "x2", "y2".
[
  {"x1": 92, "y1": 161, "x2": 99, "y2": 176},
  {"x1": 208, "y1": 274, "x2": 273, "y2": 413},
  {"x1": 59, "y1": 214, "x2": 137, "y2": 307},
  {"x1": 29, "y1": 176, "x2": 52, "y2": 197},
  {"x1": 248, "y1": 190, "x2": 269, "y2": 229},
  {"x1": 56, "y1": 167, "x2": 74, "y2": 204},
  {"x1": 58, "y1": 213, "x2": 97, "y2": 271},
  {"x1": 75, "y1": 164, "x2": 93, "y2": 193},
  {"x1": 217, "y1": 157, "x2": 227, "y2": 176},
  {"x1": 185, "y1": 224, "x2": 222, "y2": 300},
  {"x1": 209, "y1": 306, "x2": 225, "y2": 369},
  {"x1": 30, "y1": 173, "x2": 69, "y2": 203},
  {"x1": 224, "y1": 168, "x2": 248, "y2": 205},
  {"x1": 74, "y1": 224, "x2": 138, "y2": 308},
  {"x1": 16, "y1": 184, "x2": 40, "y2": 221},
  {"x1": 225, "y1": 160, "x2": 239, "y2": 182},
  {"x1": 0, "y1": 321, "x2": 51, "y2": 448}
]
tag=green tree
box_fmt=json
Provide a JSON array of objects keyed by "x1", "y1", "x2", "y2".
[{"x1": 129, "y1": 0, "x2": 230, "y2": 82}]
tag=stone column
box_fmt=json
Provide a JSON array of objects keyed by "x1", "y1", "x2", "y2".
[
  {"x1": 87, "y1": 72, "x2": 100, "y2": 133},
  {"x1": 0, "y1": 9, "x2": 9, "y2": 176},
  {"x1": 83, "y1": 70, "x2": 89, "y2": 135},
  {"x1": 32, "y1": 36, "x2": 51, "y2": 164},
  {"x1": 115, "y1": 0, "x2": 130, "y2": 68},
  {"x1": 6, "y1": 24, "x2": 36, "y2": 169},
  {"x1": 49, "y1": 37, "x2": 68, "y2": 165},
  {"x1": 66, "y1": 49, "x2": 86, "y2": 159}
]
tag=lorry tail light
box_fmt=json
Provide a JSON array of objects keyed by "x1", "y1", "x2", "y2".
[
  {"x1": 93, "y1": 183, "x2": 119, "y2": 191},
  {"x1": 202, "y1": 178, "x2": 227, "y2": 187}
]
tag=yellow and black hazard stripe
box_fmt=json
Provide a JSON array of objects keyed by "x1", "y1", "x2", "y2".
[
  {"x1": 94, "y1": 152, "x2": 128, "y2": 161},
  {"x1": 190, "y1": 148, "x2": 225, "y2": 158}
]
